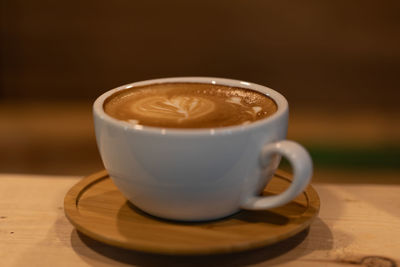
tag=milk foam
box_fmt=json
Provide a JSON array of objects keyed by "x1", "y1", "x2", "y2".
[
  {"x1": 227, "y1": 96, "x2": 262, "y2": 118},
  {"x1": 130, "y1": 95, "x2": 215, "y2": 121},
  {"x1": 104, "y1": 82, "x2": 278, "y2": 128}
]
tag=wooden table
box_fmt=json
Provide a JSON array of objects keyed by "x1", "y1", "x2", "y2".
[{"x1": 1, "y1": 173, "x2": 399, "y2": 267}]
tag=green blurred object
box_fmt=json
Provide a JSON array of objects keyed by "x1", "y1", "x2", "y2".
[
  {"x1": 309, "y1": 145, "x2": 400, "y2": 169},
  {"x1": 280, "y1": 144, "x2": 400, "y2": 171}
]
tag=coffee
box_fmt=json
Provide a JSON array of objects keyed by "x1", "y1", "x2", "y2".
[{"x1": 104, "y1": 83, "x2": 277, "y2": 128}]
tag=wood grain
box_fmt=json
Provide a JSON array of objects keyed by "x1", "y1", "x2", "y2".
[
  {"x1": 1, "y1": 172, "x2": 400, "y2": 266},
  {"x1": 64, "y1": 170, "x2": 320, "y2": 255}
]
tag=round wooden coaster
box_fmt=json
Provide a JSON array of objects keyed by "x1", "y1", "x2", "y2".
[{"x1": 64, "y1": 170, "x2": 320, "y2": 255}]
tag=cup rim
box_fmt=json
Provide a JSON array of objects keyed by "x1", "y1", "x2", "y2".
[{"x1": 93, "y1": 77, "x2": 288, "y2": 136}]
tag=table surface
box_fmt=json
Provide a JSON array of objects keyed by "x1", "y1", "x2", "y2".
[{"x1": 1, "y1": 173, "x2": 399, "y2": 267}]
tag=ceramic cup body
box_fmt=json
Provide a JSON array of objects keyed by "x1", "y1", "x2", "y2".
[{"x1": 93, "y1": 77, "x2": 312, "y2": 221}]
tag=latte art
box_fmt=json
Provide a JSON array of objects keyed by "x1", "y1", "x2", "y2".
[
  {"x1": 104, "y1": 83, "x2": 277, "y2": 128},
  {"x1": 131, "y1": 95, "x2": 215, "y2": 121}
]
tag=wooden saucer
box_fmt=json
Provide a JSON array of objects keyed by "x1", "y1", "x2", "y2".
[{"x1": 64, "y1": 170, "x2": 320, "y2": 255}]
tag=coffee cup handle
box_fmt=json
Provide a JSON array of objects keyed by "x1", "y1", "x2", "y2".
[{"x1": 240, "y1": 140, "x2": 313, "y2": 210}]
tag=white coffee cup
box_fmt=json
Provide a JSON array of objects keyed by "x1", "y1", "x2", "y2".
[{"x1": 93, "y1": 77, "x2": 312, "y2": 221}]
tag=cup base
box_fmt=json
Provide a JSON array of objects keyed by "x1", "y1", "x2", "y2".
[{"x1": 125, "y1": 200, "x2": 242, "y2": 223}]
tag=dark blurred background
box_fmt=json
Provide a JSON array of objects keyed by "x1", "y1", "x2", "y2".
[{"x1": 1, "y1": 1, "x2": 399, "y2": 182}]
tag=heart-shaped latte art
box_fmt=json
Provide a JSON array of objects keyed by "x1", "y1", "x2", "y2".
[{"x1": 130, "y1": 95, "x2": 215, "y2": 121}]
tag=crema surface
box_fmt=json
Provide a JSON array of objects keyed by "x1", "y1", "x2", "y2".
[{"x1": 104, "y1": 83, "x2": 277, "y2": 128}]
